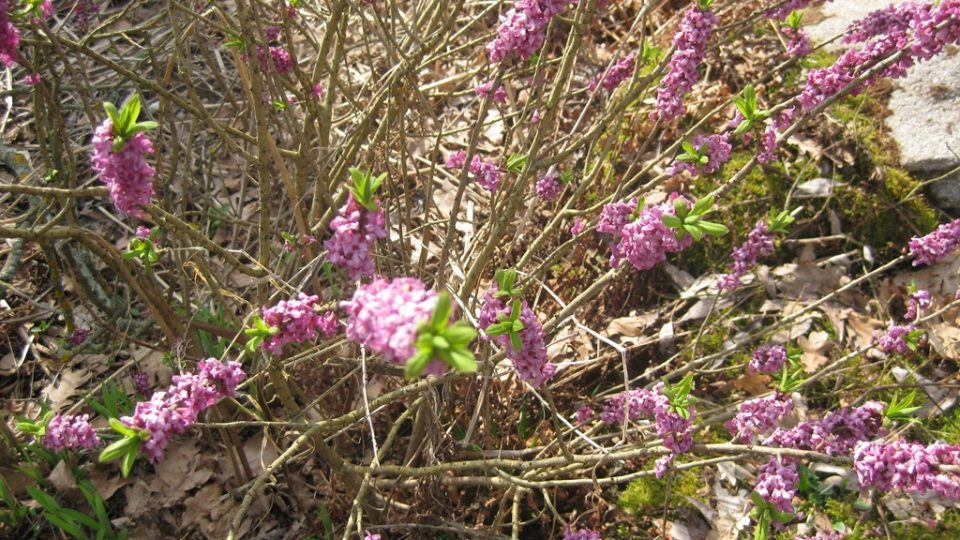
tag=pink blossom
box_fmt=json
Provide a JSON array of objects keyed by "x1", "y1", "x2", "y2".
[
  {"x1": 783, "y1": 26, "x2": 811, "y2": 56},
  {"x1": 131, "y1": 370, "x2": 150, "y2": 395},
  {"x1": 311, "y1": 83, "x2": 326, "y2": 98},
  {"x1": 905, "y1": 289, "x2": 932, "y2": 321},
  {"x1": 536, "y1": 169, "x2": 563, "y2": 201},
  {"x1": 570, "y1": 217, "x2": 585, "y2": 235},
  {"x1": 563, "y1": 528, "x2": 601, "y2": 540},
  {"x1": 755, "y1": 457, "x2": 798, "y2": 513},
  {"x1": 23, "y1": 73, "x2": 40, "y2": 86},
  {"x1": 749, "y1": 344, "x2": 787, "y2": 374},
  {"x1": 342, "y1": 277, "x2": 446, "y2": 375},
  {"x1": 652, "y1": 5, "x2": 717, "y2": 123},
  {"x1": 43, "y1": 414, "x2": 101, "y2": 450},
  {"x1": 609, "y1": 195, "x2": 693, "y2": 271},
  {"x1": 909, "y1": 219, "x2": 960, "y2": 266},
  {"x1": 478, "y1": 288, "x2": 555, "y2": 387},
  {"x1": 445, "y1": 150, "x2": 466, "y2": 169},
  {"x1": 765, "y1": 401, "x2": 885, "y2": 456},
  {"x1": 873, "y1": 324, "x2": 915, "y2": 354},
  {"x1": 69, "y1": 327, "x2": 91, "y2": 347},
  {"x1": 666, "y1": 133, "x2": 731, "y2": 176},
  {"x1": 0, "y1": 0, "x2": 19, "y2": 68},
  {"x1": 725, "y1": 393, "x2": 793, "y2": 443},
  {"x1": 589, "y1": 54, "x2": 635, "y2": 93},
  {"x1": 601, "y1": 383, "x2": 695, "y2": 477},
  {"x1": 135, "y1": 226, "x2": 152, "y2": 238},
  {"x1": 574, "y1": 406, "x2": 594, "y2": 424},
  {"x1": 91, "y1": 118, "x2": 156, "y2": 218},
  {"x1": 261, "y1": 293, "x2": 338, "y2": 354},
  {"x1": 717, "y1": 221, "x2": 775, "y2": 290},
  {"x1": 122, "y1": 359, "x2": 245, "y2": 462},
  {"x1": 325, "y1": 194, "x2": 388, "y2": 279},
  {"x1": 486, "y1": 0, "x2": 577, "y2": 64},
  {"x1": 854, "y1": 440, "x2": 960, "y2": 501},
  {"x1": 469, "y1": 155, "x2": 502, "y2": 192}
]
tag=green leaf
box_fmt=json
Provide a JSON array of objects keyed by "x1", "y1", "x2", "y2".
[
  {"x1": 108, "y1": 418, "x2": 136, "y2": 437},
  {"x1": 691, "y1": 194, "x2": 714, "y2": 216},
  {"x1": 447, "y1": 349, "x2": 477, "y2": 374},
  {"x1": 404, "y1": 350, "x2": 431, "y2": 379},
  {"x1": 102, "y1": 102, "x2": 120, "y2": 126},
  {"x1": 445, "y1": 323, "x2": 477, "y2": 346},
  {"x1": 681, "y1": 141, "x2": 698, "y2": 155},
  {"x1": 431, "y1": 292, "x2": 453, "y2": 330},
  {"x1": 672, "y1": 197, "x2": 689, "y2": 219},
  {"x1": 698, "y1": 220, "x2": 729, "y2": 236},
  {"x1": 99, "y1": 437, "x2": 134, "y2": 463},
  {"x1": 121, "y1": 446, "x2": 139, "y2": 477},
  {"x1": 733, "y1": 119, "x2": 753, "y2": 136},
  {"x1": 686, "y1": 224, "x2": 704, "y2": 241},
  {"x1": 661, "y1": 214, "x2": 683, "y2": 229},
  {"x1": 509, "y1": 332, "x2": 522, "y2": 352},
  {"x1": 485, "y1": 322, "x2": 509, "y2": 337}
]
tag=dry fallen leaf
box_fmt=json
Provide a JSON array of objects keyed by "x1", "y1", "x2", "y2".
[
  {"x1": 41, "y1": 368, "x2": 93, "y2": 410},
  {"x1": 798, "y1": 331, "x2": 833, "y2": 373},
  {"x1": 605, "y1": 312, "x2": 657, "y2": 337}
]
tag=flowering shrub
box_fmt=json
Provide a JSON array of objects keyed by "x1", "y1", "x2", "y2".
[{"x1": 6, "y1": 0, "x2": 960, "y2": 538}]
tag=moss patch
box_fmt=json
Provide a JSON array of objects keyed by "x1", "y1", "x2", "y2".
[{"x1": 618, "y1": 469, "x2": 702, "y2": 514}]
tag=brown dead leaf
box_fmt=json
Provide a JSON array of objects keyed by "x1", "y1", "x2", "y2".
[
  {"x1": 798, "y1": 331, "x2": 833, "y2": 373},
  {"x1": 845, "y1": 311, "x2": 884, "y2": 351},
  {"x1": 926, "y1": 322, "x2": 960, "y2": 360},
  {"x1": 733, "y1": 372, "x2": 770, "y2": 396},
  {"x1": 41, "y1": 368, "x2": 93, "y2": 410},
  {"x1": 243, "y1": 433, "x2": 281, "y2": 477},
  {"x1": 605, "y1": 312, "x2": 657, "y2": 337},
  {"x1": 85, "y1": 464, "x2": 132, "y2": 501},
  {"x1": 153, "y1": 441, "x2": 212, "y2": 504},
  {"x1": 48, "y1": 461, "x2": 76, "y2": 493}
]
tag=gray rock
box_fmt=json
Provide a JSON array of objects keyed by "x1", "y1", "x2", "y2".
[
  {"x1": 805, "y1": 0, "x2": 960, "y2": 210},
  {"x1": 886, "y1": 52, "x2": 960, "y2": 173}
]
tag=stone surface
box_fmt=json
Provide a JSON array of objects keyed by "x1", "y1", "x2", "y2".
[
  {"x1": 806, "y1": 0, "x2": 960, "y2": 210},
  {"x1": 886, "y1": 52, "x2": 960, "y2": 173}
]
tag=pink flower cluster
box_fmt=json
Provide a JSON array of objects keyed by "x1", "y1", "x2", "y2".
[
  {"x1": 725, "y1": 393, "x2": 793, "y2": 443},
  {"x1": 908, "y1": 218, "x2": 960, "y2": 266},
  {"x1": 445, "y1": 151, "x2": 502, "y2": 193},
  {"x1": 486, "y1": 0, "x2": 577, "y2": 64},
  {"x1": 69, "y1": 326, "x2": 91, "y2": 347},
  {"x1": 798, "y1": 1, "x2": 960, "y2": 114},
  {"x1": 43, "y1": 414, "x2": 101, "y2": 451},
  {"x1": 905, "y1": 289, "x2": 932, "y2": 321},
  {"x1": 652, "y1": 5, "x2": 717, "y2": 123},
  {"x1": 478, "y1": 289, "x2": 555, "y2": 387},
  {"x1": 325, "y1": 194, "x2": 388, "y2": 279},
  {"x1": 475, "y1": 80, "x2": 507, "y2": 103},
  {"x1": 122, "y1": 359, "x2": 245, "y2": 462},
  {"x1": 91, "y1": 118, "x2": 157, "y2": 218},
  {"x1": 717, "y1": 221, "x2": 775, "y2": 290},
  {"x1": 131, "y1": 370, "x2": 150, "y2": 395},
  {"x1": 261, "y1": 293, "x2": 338, "y2": 354},
  {"x1": 0, "y1": 0, "x2": 20, "y2": 68},
  {"x1": 757, "y1": 107, "x2": 794, "y2": 164},
  {"x1": 562, "y1": 528, "x2": 601, "y2": 540},
  {"x1": 755, "y1": 457, "x2": 799, "y2": 514},
  {"x1": 589, "y1": 54, "x2": 635, "y2": 93},
  {"x1": 598, "y1": 195, "x2": 693, "y2": 271},
  {"x1": 342, "y1": 277, "x2": 446, "y2": 375},
  {"x1": 749, "y1": 344, "x2": 787, "y2": 374},
  {"x1": 783, "y1": 26, "x2": 811, "y2": 56},
  {"x1": 666, "y1": 133, "x2": 731, "y2": 176},
  {"x1": 250, "y1": 45, "x2": 293, "y2": 74},
  {"x1": 765, "y1": 401, "x2": 885, "y2": 456},
  {"x1": 873, "y1": 324, "x2": 915, "y2": 355},
  {"x1": 74, "y1": 0, "x2": 101, "y2": 31},
  {"x1": 854, "y1": 440, "x2": 960, "y2": 500},
  {"x1": 536, "y1": 169, "x2": 563, "y2": 201},
  {"x1": 601, "y1": 383, "x2": 695, "y2": 478},
  {"x1": 765, "y1": 1, "x2": 827, "y2": 21}
]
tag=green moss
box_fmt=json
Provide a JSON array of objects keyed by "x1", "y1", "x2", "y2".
[
  {"x1": 892, "y1": 510, "x2": 960, "y2": 540},
  {"x1": 833, "y1": 167, "x2": 939, "y2": 257},
  {"x1": 680, "y1": 151, "x2": 814, "y2": 276},
  {"x1": 924, "y1": 406, "x2": 960, "y2": 445},
  {"x1": 618, "y1": 469, "x2": 701, "y2": 514}
]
